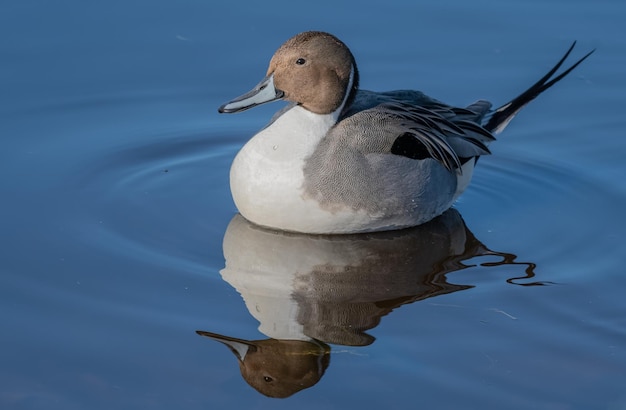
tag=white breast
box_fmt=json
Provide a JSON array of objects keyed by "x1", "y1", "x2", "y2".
[{"x1": 230, "y1": 106, "x2": 365, "y2": 233}]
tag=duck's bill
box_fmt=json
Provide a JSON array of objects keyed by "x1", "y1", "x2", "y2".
[
  {"x1": 218, "y1": 74, "x2": 285, "y2": 113},
  {"x1": 196, "y1": 330, "x2": 257, "y2": 360}
]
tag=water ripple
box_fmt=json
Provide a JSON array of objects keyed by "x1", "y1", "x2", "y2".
[
  {"x1": 460, "y1": 150, "x2": 625, "y2": 283},
  {"x1": 68, "y1": 130, "x2": 242, "y2": 277}
]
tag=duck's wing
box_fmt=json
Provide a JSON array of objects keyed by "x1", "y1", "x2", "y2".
[{"x1": 335, "y1": 99, "x2": 494, "y2": 171}]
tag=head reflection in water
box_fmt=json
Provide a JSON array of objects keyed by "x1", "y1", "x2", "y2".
[
  {"x1": 196, "y1": 331, "x2": 330, "y2": 398},
  {"x1": 197, "y1": 209, "x2": 539, "y2": 398}
]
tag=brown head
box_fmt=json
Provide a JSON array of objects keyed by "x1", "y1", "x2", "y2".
[
  {"x1": 219, "y1": 31, "x2": 359, "y2": 115},
  {"x1": 267, "y1": 31, "x2": 358, "y2": 114}
]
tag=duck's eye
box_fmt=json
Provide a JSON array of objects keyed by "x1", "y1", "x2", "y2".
[
  {"x1": 263, "y1": 376, "x2": 273, "y2": 383},
  {"x1": 295, "y1": 58, "x2": 306, "y2": 65}
]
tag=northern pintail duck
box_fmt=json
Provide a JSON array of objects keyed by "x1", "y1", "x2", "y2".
[{"x1": 219, "y1": 31, "x2": 593, "y2": 234}]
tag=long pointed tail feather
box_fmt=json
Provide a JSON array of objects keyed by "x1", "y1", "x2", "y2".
[{"x1": 483, "y1": 42, "x2": 595, "y2": 134}]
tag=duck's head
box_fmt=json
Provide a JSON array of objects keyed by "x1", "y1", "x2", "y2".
[{"x1": 219, "y1": 31, "x2": 359, "y2": 115}]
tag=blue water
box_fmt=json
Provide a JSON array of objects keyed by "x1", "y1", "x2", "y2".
[{"x1": 2, "y1": 1, "x2": 625, "y2": 409}]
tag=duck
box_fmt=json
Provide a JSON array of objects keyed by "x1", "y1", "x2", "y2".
[{"x1": 218, "y1": 31, "x2": 593, "y2": 234}]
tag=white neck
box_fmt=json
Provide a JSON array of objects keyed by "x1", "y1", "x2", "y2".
[{"x1": 331, "y1": 64, "x2": 355, "y2": 122}]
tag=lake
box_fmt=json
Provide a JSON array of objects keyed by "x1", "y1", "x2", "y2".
[{"x1": 1, "y1": 1, "x2": 625, "y2": 409}]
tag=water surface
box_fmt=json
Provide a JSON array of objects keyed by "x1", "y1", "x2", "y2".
[{"x1": 2, "y1": 1, "x2": 625, "y2": 409}]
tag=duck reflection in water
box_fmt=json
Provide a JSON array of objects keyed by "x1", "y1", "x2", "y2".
[{"x1": 197, "y1": 209, "x2": 538, "y2": 398}]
